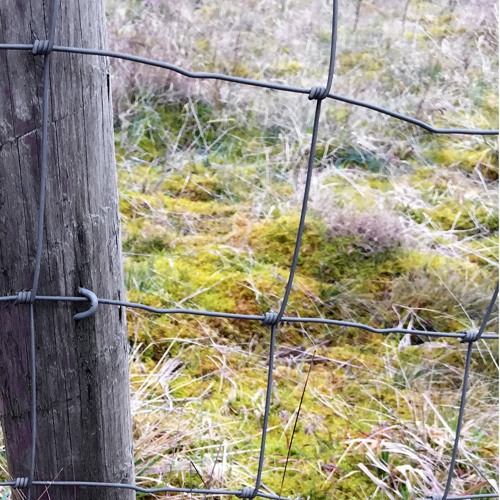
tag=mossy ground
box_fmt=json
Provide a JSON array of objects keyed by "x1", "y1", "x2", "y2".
[{"x1": 114, "y1": 92, "x2": 498, "y2": 500}]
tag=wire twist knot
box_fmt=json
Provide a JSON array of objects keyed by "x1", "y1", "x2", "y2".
[
  {"x1": 460, "y1": 329, "x2": 480, "y2": 343},
  {"x1": 13, "y1": 477, "x2": 30, "y2": 489},
  {"x1": 14, "y1": 290, "x2": 34, "y2": 305},
  {"x1": 236, "y1": 486, "x2": 255, "y2": 498},
  {"x1": 261, "y1": 311, "x2": 280, "y2": 326},
  {"x1": 308, "y1": 86, "x2": 329, "y2": 101},
  {"x1": 32, "y1": 39, "x2": 53, "y2": 56}
]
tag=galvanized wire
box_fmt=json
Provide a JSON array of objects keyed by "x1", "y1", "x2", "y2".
[
  {"x1": 0, "y1": 0, "x2": 498, "y2": 499},
  {"x1": 0, "y1": 45, "x2": 498, "y2": 136},
  {"x1": 422, "y1": 494, "x2": 499, "y2": 500},
  {"x1": 1, "y1": 292, "x2": 498, "y2": 340},
  {"x1": 19, "y1": 1, "x2": 61, "y2": 498},
  {"x1": 0, "y1": 480, "x2": 293, "y2": 499},
  {"x1": 440, "y1": 283, "x2": 499, "y2": 500}
]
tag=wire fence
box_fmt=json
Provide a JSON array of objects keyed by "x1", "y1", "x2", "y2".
[{"x1": 0, "y1": 0, "x2": 498, "y2": 499}]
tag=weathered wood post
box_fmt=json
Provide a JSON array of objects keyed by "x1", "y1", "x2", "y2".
[{"x1": 0, "y1": 1, "x2": 134, "y2": 498}]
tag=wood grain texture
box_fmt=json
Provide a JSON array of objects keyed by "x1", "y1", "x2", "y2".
[{"x1": 0, "y1": 1, "x2": 134, "y2": 498}]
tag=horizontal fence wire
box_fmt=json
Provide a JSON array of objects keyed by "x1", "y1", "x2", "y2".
[
  {"x1": 0, "y1": 0, "x2": 498, "y2": 499},
  {"x1": 0, "y1": 292, "x2": 499, "y2": 340},
  {"x1": 1, "y1": 44, "x2": 499, "y2": 136}
]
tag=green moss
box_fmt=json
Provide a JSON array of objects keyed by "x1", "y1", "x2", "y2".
[
  {"x1": 273, "y1": 60, "x2": 304, "y2": 77},
  {"x1": 115, "y1": 75, "x2": 497, "y2": 500},
  {"x1": 422, "y1": 199, "x2": 498, "y2": 232},
  {"x1": 366, "y1": 176, "x2": 394, "y2": 192},
  {"x1": 433, "y1": 148, "x2": 486, "y2": 169},
  {"x1": 427, "y1": 140, "x2": 498, "y2": 180},
  {"x1": 115, "y1": 195, "x2": 488, "y2": 341},
  {"x1": 465, "y1": 235, "x2": 499, "y2": 266},
  {"x1": 124, "y1": 244, "x2": 325, "y2": 346},
  {"x1": 248, "y1": 213, "x2": 403, "y2": 284},
  {"x1": 339, "y1": 51, "x2": 384, "y2": 72},
  {"x1": 159, "y1": 173, "x2": 224, "y2": 201}
]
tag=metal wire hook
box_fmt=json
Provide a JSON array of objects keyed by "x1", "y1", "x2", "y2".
[{"x1": 73, "y1": 287, "x2": 98, "y2": 321}]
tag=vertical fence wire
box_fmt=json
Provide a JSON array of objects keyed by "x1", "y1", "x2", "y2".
[
  {"x1": 441, "y1": 283, "x2": 499, "y2": 500},
  {"x1": 23, "y1": 1, "x2": 60, "y2": 498}
]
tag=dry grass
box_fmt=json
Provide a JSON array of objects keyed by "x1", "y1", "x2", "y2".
[
  {"x1": 0, "y1": 335, "x2": 497, "y2": 498},
  {"x1": 107, "y1": 0, "x2": 498, "y2": 135},
  {"x1": 110, "y1": 1, "x2": 498, "y2": 497}
]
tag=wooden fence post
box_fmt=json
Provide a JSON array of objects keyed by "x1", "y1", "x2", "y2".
[{"x1": 0, "y1": 1, "x2": 134, "y2": 498}]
